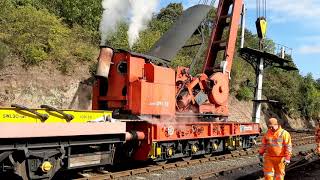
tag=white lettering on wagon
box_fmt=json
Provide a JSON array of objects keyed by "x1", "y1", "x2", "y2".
[
  {"x1": 240, "y1": 125, "x2": 253, "y2": 132},
  {"x1": 148, "y1": 101, "x2": 169, "y2": 108}
]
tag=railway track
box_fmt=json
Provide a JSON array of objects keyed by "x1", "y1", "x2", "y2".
[
  {"x1": 181, "y1": 149, "x2": 317, "y2": 180},
  {"x1": 71, "y1": 132, "x2": 315, "y2": 180}
]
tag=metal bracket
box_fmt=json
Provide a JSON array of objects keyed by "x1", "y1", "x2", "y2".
[
  {"x1": 11, "y1": 104, "x2": 49, "y2": 122},
  {"x1": 40, "y1": 105, "x2": 74, "y2": 122}
]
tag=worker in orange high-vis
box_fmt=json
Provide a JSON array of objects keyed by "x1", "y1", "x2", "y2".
[
  {"x1": 315, "y1": 121, "x2": 320, "y2": 154},
  {"x1": 259, "y1": 117, "x2": 292, "y2": 180}
]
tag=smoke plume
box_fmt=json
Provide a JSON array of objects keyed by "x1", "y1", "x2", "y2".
[
  {"x1": 99, "y1": 0, "x2": 130, "y2": 45},
  {"x1": 128, "y1": 0, "x2": 158, "y2": 48},
  {"x1": 99, "y1": 0, "x2": 158, "y2": 48}
]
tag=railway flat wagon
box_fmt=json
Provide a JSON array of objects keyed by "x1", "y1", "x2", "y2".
[
  {"x1": 0, "y1": 105, "x2": 126, "y2": 179},
  {"x1": 126, "y1": 121, "x2": 260, "y2": 162}
]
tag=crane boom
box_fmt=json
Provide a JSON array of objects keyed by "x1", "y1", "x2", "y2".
[{"x1": 203, "y1": 0, "x2": 243, "y2": 76}]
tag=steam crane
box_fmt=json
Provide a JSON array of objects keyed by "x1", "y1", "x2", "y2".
[{"x1": 93, "y1": 0, "x2": 259, "y2": 163}]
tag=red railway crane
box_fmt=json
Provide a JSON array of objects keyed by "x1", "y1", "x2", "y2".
[{"x1": 93, "y1": 0, "x2": 259, "y2": 163}]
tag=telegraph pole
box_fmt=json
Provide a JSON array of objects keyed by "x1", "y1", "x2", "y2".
[
  {"x1": 240, "y1": 0, "x2": 297, "y2": 124},
  {"x1": 252, "y1": 16, "x2": 267, "y2": 123},
  {"x1": 240, "y1": 4, "x2": 246, "y2": 48}
]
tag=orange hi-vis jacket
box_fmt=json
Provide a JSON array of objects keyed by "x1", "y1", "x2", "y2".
[
  {"x1": 315, "y1": 125, "x2": 320, "y2": 153},
  {"x1": 259, "y1": 127, "x2": 292, "y2": 160}
]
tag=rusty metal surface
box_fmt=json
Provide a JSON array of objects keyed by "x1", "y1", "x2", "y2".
[
  {"x1": 147, "y1": 5, "x2": 211, "y2": 61},
  {"x1": 96, "y1": 47, "x2": 113, "y2": 78}
]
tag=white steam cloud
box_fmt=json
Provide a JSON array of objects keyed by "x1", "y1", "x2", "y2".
[
  {"x1": 100, "y1": 0, "x2": 158, "y2": 48},
  {"x1": 99, "y1": 0, "x2": 130, "y2": 45},
  {"x1": 128, "y1": 0, "x2": 158, "y2": 48}
]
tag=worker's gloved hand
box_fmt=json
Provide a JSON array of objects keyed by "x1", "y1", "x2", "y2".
[{"x1": 283, "y1": 158, "x2": 290, "y2": 166}]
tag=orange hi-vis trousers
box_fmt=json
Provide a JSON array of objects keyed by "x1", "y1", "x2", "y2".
[{"x1": 263, "y1": 156, "x2": 286, "y2": 180}]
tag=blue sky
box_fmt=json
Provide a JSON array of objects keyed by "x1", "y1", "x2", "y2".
[{"x1": 159, "y1": 0, "x2": 320, "y2": 79}]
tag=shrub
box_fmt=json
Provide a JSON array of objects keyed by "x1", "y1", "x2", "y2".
[
  {"x1": 0, "y1": 42, "x2": 9, "y2": 68},
  {"x1": 23, "y1": 43, "x2": 48, "y2": 65},
  {"x1": 0, "y1": 5, "x2": 97, "y2": 72},
  {"x1": 236, "y1": 86, "x2": 254, "y2": 101},
  {"x1": 89, "y1": 62, "x2": 98, "y2": 76},
  {"x1": 73, "y1": 43, "x2": 96, "y2": 62},
  {"x1": 57, "y1": 59, "x2": 71, "y2": 75}
]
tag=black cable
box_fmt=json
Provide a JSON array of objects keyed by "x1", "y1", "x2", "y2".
[
  {"x1": 264, "y1": 0, "x2": 266, "y2": 17},
  {"x1": 256, "y1": 0, "x2": 267, "y2": 18},
  {"x1": 262, "y1": 0, "x2": 266, "y2": 17},
  {"x1": 262, "y1": 0, "x2": 264, "y2": 17},
  {"x1": 257, "y1": 0, "x2": 260, "y2": 18},
  {"x1": 256, "y1": 0, "x2": 257, "y2": 18}
]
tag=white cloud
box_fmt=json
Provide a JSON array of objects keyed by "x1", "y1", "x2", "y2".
[
  {"x1": 245, "y1": 0, "x2": 320, "y2": 23},
  {"x1": 268, "y1": 15, "x2": 287, "y2": 24},
  {"x1": 298, "y1": 44, "x2": 320, "y2": 54},
  {"x1": 298, "y1": 35, "x2": 320, "y2": 42}
]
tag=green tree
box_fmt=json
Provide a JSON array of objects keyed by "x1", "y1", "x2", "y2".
[
  {"x1": 157, "y1": 3, "x2": 183, "y2": 24},
  {"x1": 299, "y1": 73, "x2": 320, "y2": 119},
  {"x1": 53, "y1": 0, "x2": 102, "y2": 31},
  {"x1": 263, "y1": 67, "x2": 303, "y2": 117},
  {"x1": 11, "y1": 0, "x2": 102, "y2": 37},
  {"x1": 0, "y1": 5, "x2": 97, "y2": 72}
]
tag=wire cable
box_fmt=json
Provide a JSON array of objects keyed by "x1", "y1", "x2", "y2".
[{"x1": 256, "y1": 0, "x2": 267, "y2": 18}]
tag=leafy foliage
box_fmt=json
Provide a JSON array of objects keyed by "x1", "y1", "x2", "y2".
[
  {"x1": 0, "y1": 42, "x2": 9, "y2": 68},
  {"x1": 236, "y1": 86, "x2": 254, "y2": 101},
  {"x1": 263, "y1": 68, "x2": 303, "y2": 117},
  {"x1": 0, "y1": 3, "x2": 98, "y2": 72},
  {"x1": 299, "y1": 74, "x2": 320, "y2": 119},
  {"x1": 157, "y1": 3, "x2": 183, "y2": 24},
  {"x1": 11, "y1": 0, "x2": 102, "y2": 32}
]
